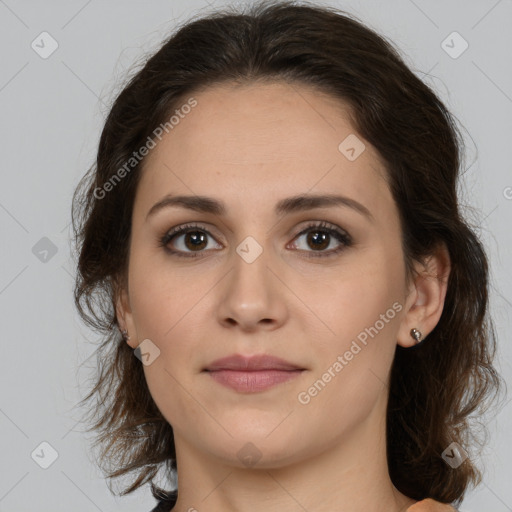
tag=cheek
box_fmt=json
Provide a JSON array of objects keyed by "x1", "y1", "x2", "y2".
[
  {"x1": 128, "y1": 243, "x2": 214, "y2": 340},
  {"x1": 295, "y1": 253, "x2": 404, "y2": 412},
  {"x1": 295, "y1": 279, "x2": 400, "y2": 433},
  {"x1": 127, "y1": 258, "x2": 208, "y2": 425},
  {"x1": 132, "y1": 289, "x2": 207, "y2": 429},
  {"x1": 303, "y1": 252, "x2": 402, "y2": 349}
]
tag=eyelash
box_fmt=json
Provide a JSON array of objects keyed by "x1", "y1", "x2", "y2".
[{"x1": 158, "y1": 221, "x2": 353, "y2": 259}]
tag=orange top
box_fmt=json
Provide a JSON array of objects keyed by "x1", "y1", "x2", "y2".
[{"x1": 407, "y1": 498, "x2": 458, "y2": 511}]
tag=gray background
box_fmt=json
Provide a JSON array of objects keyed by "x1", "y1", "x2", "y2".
[{"x1": 0, "y1": 0, "x2": 511, "y2": 511}]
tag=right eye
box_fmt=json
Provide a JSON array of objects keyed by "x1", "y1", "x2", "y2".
[{"x1": 158, "y1": 223, "x2": 223, "y2": 258}]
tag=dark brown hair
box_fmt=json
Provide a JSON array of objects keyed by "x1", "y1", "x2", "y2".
[{"x1": 71, "y1": 0, "x2": 505, "y2": 509}]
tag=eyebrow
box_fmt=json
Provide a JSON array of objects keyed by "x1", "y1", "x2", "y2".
[{"x1": 146, "y1": 193, "x2": 374, "y2": 222}]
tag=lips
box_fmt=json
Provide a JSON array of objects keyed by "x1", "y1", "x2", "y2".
[{"x1": 203, "y1": 353, "x2": 304, "y2": 372}]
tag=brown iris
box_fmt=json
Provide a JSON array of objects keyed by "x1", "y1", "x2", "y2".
[
  {"x1": 184, "y1": 231, "x2": 208, "y2": 251},
  {"x1": 307, "y1": 230, "x2": 329, "y2": 251}
]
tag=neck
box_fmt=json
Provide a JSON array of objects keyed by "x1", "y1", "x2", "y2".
[{"x1": 169, "y1": 391, "x2": 417, "y2": 512}]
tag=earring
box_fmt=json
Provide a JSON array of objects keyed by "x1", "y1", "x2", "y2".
[
  {"x1": 121, "y1": 329, "x2": 130, "y2": 342},
  {"x1": 410, "y1": 328, "x2": 423, "y2": 344}
]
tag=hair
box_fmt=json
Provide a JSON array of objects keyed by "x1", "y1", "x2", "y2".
[{"x1": 71, "y1": 0, "x2": 506, "y2": 509}]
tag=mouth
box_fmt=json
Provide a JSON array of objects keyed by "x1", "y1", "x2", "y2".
[{"x1": 202, "y1": 353, "x2": 306, "y2": 393}]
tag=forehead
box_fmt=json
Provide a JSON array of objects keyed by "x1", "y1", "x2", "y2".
[{"x1": 135, "y1": 80, "x2": 393, "y2": 221}]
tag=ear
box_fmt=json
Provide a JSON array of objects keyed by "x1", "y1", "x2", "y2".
[
  {"x1": 397, "y1": 243, "x2": 451, "y2": 348},
  {"x1": 115, "y1": 285, "x2": 139, "y2": 350}
]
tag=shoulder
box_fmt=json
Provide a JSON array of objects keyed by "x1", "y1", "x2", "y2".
[{"x1": 407, "y1": 498, "x2": 459, "y2": 511}]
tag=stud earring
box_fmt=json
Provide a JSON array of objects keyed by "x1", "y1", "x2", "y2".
[
  {"x1": 121, "y1": 329, "x2": 130, "y2": 342},
  {"x1": 410, "y1": 328, "x2": 423, "y2": 344}
]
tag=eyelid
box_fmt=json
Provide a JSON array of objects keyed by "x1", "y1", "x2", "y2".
[
  {"x1": 290, "y1": 220, "x2": 348, "y2": 239},
  {"x1": 164, "y1": 222, "x2": 222, "y2": 241}
]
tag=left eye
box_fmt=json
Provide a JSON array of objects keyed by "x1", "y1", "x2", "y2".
[{"x1": 289, "y1": 225, "x2": 350, "y2": 254}]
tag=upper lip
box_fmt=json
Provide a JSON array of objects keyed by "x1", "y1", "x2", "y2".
[{"x1": 203, "y1": 354, "x2": 304, "y2": 371}]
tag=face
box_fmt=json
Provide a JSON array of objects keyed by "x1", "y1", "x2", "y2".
[{"x1": 117, "y1": 80, "x2": 422, "y2": 468}]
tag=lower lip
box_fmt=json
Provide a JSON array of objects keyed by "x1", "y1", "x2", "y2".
[{"x1": 205, "y1": 369, "x2": 304, "y2": 392}]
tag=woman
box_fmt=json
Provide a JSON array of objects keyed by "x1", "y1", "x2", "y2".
[{"x1": 71, "y1": 1, "x2": 504, "y2": 511}]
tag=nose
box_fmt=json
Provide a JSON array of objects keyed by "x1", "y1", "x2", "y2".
[{"x1": 216, "y1": 246, "x2": 289, "y2": 332}]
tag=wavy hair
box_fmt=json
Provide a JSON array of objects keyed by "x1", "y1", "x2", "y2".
[{"x1": 71, "y1": 1, "x2": 505, "y2": 509}]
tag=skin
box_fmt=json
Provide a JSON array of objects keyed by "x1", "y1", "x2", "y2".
[{"x1": 116, "y1": 80, "x2": 451, "y2": 512}]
